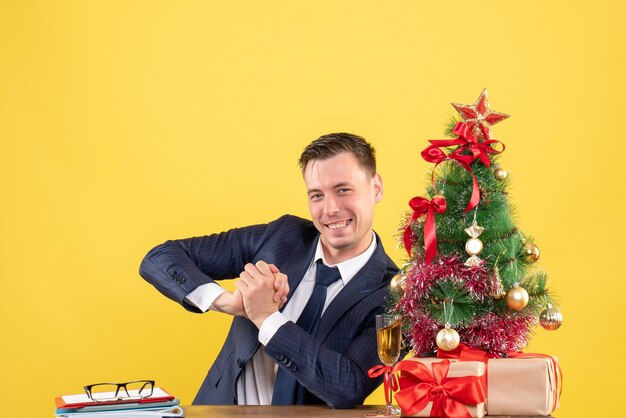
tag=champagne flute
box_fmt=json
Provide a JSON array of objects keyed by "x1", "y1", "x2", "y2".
[{"x1": 375, "y1": 314, "x2": 402, "y2": 416}]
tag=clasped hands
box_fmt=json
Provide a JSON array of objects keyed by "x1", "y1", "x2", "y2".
[{"x1": 213, "y1": 260, "x2": 289, "y2": 329}]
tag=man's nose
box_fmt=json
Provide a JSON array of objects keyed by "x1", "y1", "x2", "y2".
[{"x1": 324, "y1": 195, "x2": 340, "y2": 215}]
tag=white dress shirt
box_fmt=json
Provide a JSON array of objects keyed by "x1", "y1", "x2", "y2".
[{"x1": 185, "y1": 232, "x2": 377, "y2": 405}]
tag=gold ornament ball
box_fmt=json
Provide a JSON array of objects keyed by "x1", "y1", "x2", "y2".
[
  {"x1": 390, "y1": 273, "x2": 407, "y2": 294},
  {"x1": 436, "y1": 327, "x2": 460, "y2": 351},
  {"x1": 522, "y1": 242, "x2": 541, "y2": 263},
  {"x1": 540, "y1": 306, "x2": 563, "y2": 330},
  {"x1": 505, "y1": 285, "x2": 529, "y2": 310},
  {"x1": 465, "y1": 237, "x2": 483, "y2": 256},
  {"x1": 494, "y1": 167, "x2": 508, "y2": 181}
]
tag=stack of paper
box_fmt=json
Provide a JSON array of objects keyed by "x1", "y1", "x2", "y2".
[{"x1": 54, "y1": 388, "x2": 184, "y2": 418}]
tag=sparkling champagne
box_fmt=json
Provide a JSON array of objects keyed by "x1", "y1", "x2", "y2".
[{"x1": 376, "y1": 318, "x2": 402, "y2": 366}]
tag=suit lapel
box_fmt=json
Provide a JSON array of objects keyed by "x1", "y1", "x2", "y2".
[{"x1": 315, "y1": 237, "x2": 390, "y2": 340}]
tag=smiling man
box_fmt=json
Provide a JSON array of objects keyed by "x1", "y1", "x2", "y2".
[{"x1": 139, "y1": 132, "x2": 398, "y2": 408}]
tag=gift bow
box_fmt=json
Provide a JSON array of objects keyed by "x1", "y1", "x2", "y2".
[
  {"x1": 393, "y1": 359, "x2": 485, "y2": 418},
  {"x1": 367, "y1": 365, "x2": 398, "y2": 406},
  {"x1": 403, "y1": 195, "x2": 447, "y2": 263}
]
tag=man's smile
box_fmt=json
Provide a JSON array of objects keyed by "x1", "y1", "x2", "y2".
[{"x1": 325, "y1": 219, "x2": 353, "y2": 230}]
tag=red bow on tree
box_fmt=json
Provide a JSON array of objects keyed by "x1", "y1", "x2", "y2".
[
  {"x1": 448, "y1": 122, "x2": 505, "y2": 167},
  {"x1": 403, "y1": 195, "x2": 446, "y2": 263},
  {"x1": 420, "y1": 122, "x2": 505, "y2": 212},
  {"x1": 393, "y1": 359, "x2": 485, "y2": 418}
]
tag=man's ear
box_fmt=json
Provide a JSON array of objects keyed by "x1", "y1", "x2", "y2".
[{"x1": 372, "y1": 173, "x2": 383, "y2": 203}]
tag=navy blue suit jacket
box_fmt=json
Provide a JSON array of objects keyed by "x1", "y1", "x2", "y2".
[{"x1": 139, "y1": 215, "x2": 398, "y2": 408}]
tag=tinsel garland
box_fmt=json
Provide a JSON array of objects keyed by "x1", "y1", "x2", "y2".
[
  {"x1": 459, "y1": 313, "x2": 538, "y2": 355},
  {"x1": 402, "y1": 256, "x2": 494, "y2": 300},
  {"x1": 395, "y1": 255, "x2": 537, "y2": 355}
]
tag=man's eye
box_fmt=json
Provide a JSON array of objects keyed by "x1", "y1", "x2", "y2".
[
  {"x1": 338, "y1": 188, "x2": 351, "y2": 193},
  {"x1": 310, "y1": 194, "x2": 323, "y2": 200}
]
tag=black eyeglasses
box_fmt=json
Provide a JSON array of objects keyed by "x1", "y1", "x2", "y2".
[{"x1": 84, "y1": 380, "x2": 155, "y2": 402}]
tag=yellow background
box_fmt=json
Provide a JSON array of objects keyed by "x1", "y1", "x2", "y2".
[{"x1": 1, "y1": 1, "x2": 624, "y2": 417}]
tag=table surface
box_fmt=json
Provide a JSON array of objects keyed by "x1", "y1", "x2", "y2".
[{"x1": 184, "y1": 405, "x2": 553, "y2": 417}]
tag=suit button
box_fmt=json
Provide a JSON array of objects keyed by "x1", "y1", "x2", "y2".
[
  {"x1": 169, "y1": 271, "x2": 186, "y2": 284},
  {"x1": 237, "y1": 359, "x2": 245, "y2": 368},
  {"x1": 285, "y1": 360, "x2": 292, "y2": 367},
  {"x1": 276, "y1": 354, "x2": 284, "y2": 361},
  {"x1": 289, "y1": 365, "x2": 297, "y2": 372}
]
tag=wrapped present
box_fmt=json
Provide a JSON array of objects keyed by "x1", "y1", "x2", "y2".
[
  {"x1": 487, "y1": 355, "x2": 561, "y2": 416},
  {"x1": 393, "y1": 358, "x2": 486, "y2": 418},
  {"x1": 436, "y1": 344, "x2": 562, "y2": 416}
]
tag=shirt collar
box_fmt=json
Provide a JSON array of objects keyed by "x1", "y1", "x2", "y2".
[{"x1": 312, "y1": 231, "x2": 377, "y2": 286}]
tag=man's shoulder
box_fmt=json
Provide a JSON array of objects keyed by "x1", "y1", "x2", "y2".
[
  {"x1": 265, "y1": 214, "x2": 318, "y2": 240},
  {"x1": 372, "y1": 232, "x2": 400, "y2": 279},
  {"x1": 272, "y1": 214, "x2": 314, "y2": 228}
]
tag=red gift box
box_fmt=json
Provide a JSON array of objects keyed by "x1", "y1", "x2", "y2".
[{"x1": 393, "y1": 358, "x2": 486, "y2": 418}]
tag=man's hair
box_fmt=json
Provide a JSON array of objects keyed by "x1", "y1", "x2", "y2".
[{"x1": 298, "y1": 132, "x2": 377, "y2": 177}]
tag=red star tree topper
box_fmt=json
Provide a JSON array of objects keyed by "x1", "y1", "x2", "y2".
[{"x1": 452, "y1": 88, "x2": 510, "y2": 140}]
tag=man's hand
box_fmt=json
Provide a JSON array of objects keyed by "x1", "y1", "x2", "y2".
[
  {"x1": 211, "y1": 262, "x2": 289, "y2": 319},
  {"x1": 237, "y1": 261, "x2": 288, "y2": 328},
  {"x1": 270, "y1": 263, "x2": 289, "y2": 306}
]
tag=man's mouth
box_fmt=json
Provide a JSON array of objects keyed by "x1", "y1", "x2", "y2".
[{"x1": 325, "y1": 219, "x2": 352, "y2": 230}]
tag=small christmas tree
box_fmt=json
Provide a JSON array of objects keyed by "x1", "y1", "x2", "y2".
[{"x1": 392, "y1": 89, "x2": 563, "y2": 356}]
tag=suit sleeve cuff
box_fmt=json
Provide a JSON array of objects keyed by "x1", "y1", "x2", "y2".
[
  {"x1": 184, "y1": 283, "x2": 226, "y2": 313},
  {"x1": 258, "y1": 311, "x2": 289, "y2": 346}
]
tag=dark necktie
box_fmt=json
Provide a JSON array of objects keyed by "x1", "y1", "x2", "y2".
[{"x1": 271, "y1": 260, "x2": 342, "y2": 405}]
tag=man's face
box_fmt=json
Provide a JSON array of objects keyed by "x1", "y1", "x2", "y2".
[{"x1": 304, "y1": 152, "x2": 383, "y2": 264}]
